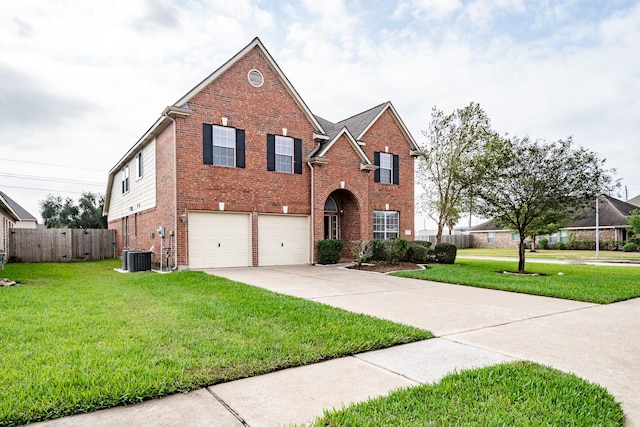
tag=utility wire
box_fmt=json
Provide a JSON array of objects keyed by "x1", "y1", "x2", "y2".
[
  {"x1": 0, "y1": 172, "x2": 104, "y2": 186},
  {"x1": 0, "y1": 184, "x2": 102, "y2": 195},
  {"x1": 0, "y1": 157, "x2": 104, "y2": 172}
]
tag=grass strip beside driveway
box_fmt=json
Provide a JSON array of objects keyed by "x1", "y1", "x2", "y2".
[
  {"x1": 0, "y1": 260, "x2": 432, "y2": 426},
  {"x1": 306, "y1": 361, "x2": 624, "y2": 426},
  {"x1": 394, "y1": 258, "x2": 640, "y2": 303}
]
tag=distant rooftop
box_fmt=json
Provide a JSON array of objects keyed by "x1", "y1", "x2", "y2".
[{"x1": 0, "y1": 191, "x2": 37, "y2": 221}]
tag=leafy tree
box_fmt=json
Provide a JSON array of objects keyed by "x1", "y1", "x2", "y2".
[
  {"x1": 40, "y1": 192, "x2": 106, "y2": 229},
  {"x1": 468, "y1": 135, "x2": 614, "y2": 272},
  {"x1": 627, "y1": 209, "x2": 640, "y2": 237},
  {"x1": 417, "y1": 102, "x2": 495, "y2": 243}
]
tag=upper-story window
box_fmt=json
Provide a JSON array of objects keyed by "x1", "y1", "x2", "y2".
[
  {"x1": 203, "y1": 123, "x2": 246, "y2": 168},
  {"x1": 121, "y1": 165, "x2": 129, "y2": 194},
  {"x1": 275, "y1": 136, "x2": 294, "y2": 173},
  {"x1": 135, "y1": 152, "x2": 143, "y2": 179},
  {"x1": 374, "y1": 151, "x2": 399, "y2": 185},
  {"x1": 267, "y1": 134, "x2": 302, "y2": 174}
]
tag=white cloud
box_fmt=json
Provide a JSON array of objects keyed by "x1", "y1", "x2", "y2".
[
  {"x1": 1, "y1": 0, "x2": 639, "y2": 224},
  {"x1": 394, "y1": 0, "x2": 463, "y2": 20}
]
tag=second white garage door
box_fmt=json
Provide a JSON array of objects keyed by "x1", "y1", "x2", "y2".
[
  {"x1": 258, "y1": 215, "x2": 309, "y2": 266},
  {"x1": 188, "y1": 211, "x2": 252, "y2": 268}
]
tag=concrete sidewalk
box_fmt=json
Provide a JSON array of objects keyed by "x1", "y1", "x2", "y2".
[{"x1": 29, "y1": 265, "x2": 639, "y2": 426}]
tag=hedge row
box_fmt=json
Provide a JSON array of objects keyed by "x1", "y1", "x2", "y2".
[{"x1": 317, "y1": 238, "x2": 458, "y2": 265}]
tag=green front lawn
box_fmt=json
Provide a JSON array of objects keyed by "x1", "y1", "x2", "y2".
[
  {"x1": 0, "y1": 260, "x2": 432, "y2": 426},
  {"x1": 458, "y1": 247, "x2": 640, "y2": 261},
  {"x1": 306, "y1": 361, "x2": 624, "y2": 426},
  {"x1": 394, "y1": 258, "x2": 640, "y2": 303}
]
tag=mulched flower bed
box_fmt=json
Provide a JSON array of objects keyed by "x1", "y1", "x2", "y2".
[{"x1": 346, "y1": 262, "x2": 424, "y2": 273}]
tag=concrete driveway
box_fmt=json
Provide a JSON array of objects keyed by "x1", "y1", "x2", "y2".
[
  {"x1": 31, "y1": 264, "x2": 639, "y2": 427},
  {"x1": 210, "y1": 264, "x2": 640, "y2": 426}
]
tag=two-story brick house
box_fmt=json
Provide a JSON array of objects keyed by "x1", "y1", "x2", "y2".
[{"x1": 104, "y1": 37, "x2": 421, "y2": 268}]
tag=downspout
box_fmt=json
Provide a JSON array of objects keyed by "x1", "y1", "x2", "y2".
[
  {"x1": 307, "y1": 160, "x2": 315, "y2": 265},
  {"x1": 307, "y1": 142, "x2": 321, "y2": 265},
  {"x1": 163, "y1": 112, "x2": 180, "y2": 271}
]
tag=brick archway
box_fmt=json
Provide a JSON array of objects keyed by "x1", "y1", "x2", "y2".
[{"x1": 324, "y1": 189, "x2": 361, "y2": 257}]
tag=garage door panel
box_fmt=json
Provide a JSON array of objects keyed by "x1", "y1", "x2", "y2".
[
  {"x1": 258, "y1": 215, "x2": 309, "y2": 266},
  {"x1": 188, "y1": 212, "x2": 251, "y2": 268}
]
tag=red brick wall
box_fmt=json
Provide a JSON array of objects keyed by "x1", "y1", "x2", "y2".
[
  {"x1": 110, "y1": 46, "x2": 417, "y2": 267},
  {"x1": 362, "y1": 109, "x2": 415, "y2": 241},
  {"x1": 313, "y1": 134, "x2": 372, "y2": 258},
  {"x1": 174, "y1": 47, "x2": 315, "y2": 265}
]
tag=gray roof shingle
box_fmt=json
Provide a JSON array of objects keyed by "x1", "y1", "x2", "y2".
[
  {"x1": 469, "y1": 195, "x2": 636, "y2": 232},
  {"x1": 0, "y1": 192, "x2": 37, "y2": 221}
]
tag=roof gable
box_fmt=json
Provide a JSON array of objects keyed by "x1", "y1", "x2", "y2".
[
  {"x1": 316, "y1": 127, "x2": 372, "y2": 165},
  {"x1": 0, "y1": 191, "x2": 36, "y2": 221},
  {"x1": 312, "y1": 101, "x2": 420, "y2": 160},
  {"x1": 174, "y1": 37, "x2": 325, "y2": 135}
]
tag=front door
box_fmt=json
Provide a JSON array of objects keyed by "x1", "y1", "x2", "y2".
[{"x1": 324, "y1": 214, "x2": 339, "y2": 239}]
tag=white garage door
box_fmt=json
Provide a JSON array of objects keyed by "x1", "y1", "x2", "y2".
[
  {"x1": 258, "y1": 215, "x2": 310, "y2": 266},
  {"x1": 188, "y1": 211, "x2": 252, "y2": 268}
]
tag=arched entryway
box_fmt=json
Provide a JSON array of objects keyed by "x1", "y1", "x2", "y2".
[{"x1": 323, "y1": 190, "x2": 361, "y2": 252}]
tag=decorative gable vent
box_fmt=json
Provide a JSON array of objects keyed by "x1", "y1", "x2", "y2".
[{"x1": 248, "y1": 69, "x2": 264, "y2": 87}]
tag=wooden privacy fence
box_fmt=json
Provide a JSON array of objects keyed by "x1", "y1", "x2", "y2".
[
  {"x1": 9, "y1": 229, "x2": 116, "y2": 263},
  {"x1": 414, "y1": 234, "x2": 472, "y2": 249}
]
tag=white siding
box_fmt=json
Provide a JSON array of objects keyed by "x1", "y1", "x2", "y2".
[
  {"x1": 1, "y1": 213, "x2": 14, "y2": 255},
  {"x1": 107, "y1": 139, "x2": 156, "y2": 221}
]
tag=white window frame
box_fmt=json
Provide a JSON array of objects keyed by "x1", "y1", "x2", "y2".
[
  {"x1": 212, "y1": 125, "x2": 236, "y2": 167},
  {"x1": 379, "y1": 152, "x2": 393, "y2": 184},
  {"x1": 560, "y1": 230, "x2": 569, "y2": 243},
  {"x1": 121, "y1": 165, "x2": 130, "y2": 194},
  {"x1": 373, "y1": 210, "x2": 399, "y2": 240},
  {"x1": 487, "y1": 232, "x2": 494, "y2": 243},
  {"x1": 512, "y1": 233, "x2": 520, "y2": 241},
  {"x1": 275, "y1": 135, "x2": 294, "y2": 173},
  {"x1": 135, "y1": 152, "x2": 143, "y2": 180}
]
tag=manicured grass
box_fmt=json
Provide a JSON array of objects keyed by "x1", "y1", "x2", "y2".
[
  {"x1": 306, "y1": 361, "x2": 624, "y2": 426},
  {"x1": 394, "y1": 258, "x2": 640, "y2": 303},
  {"x1": 458, "y1": 247, "x2": 640, "y2": 261},
  {"x1": 0, "y1": 260, "x2": 432, "y2": 426}
]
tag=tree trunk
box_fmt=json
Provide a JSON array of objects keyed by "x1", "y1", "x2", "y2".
[
  {"x1": 518, "y1": 239, "x2": 526, "y2": 272},
  {"x1": 436, "y1": 218, "x2": 446, "y2": 244}
]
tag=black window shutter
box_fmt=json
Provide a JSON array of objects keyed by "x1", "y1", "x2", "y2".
[
  {"x1": 266, "y1": 134, "x2": 275, "y2": 171},
  {"x1": 294, "y1": 138, "x2": 302, "y2": 174},
  {"x1": 393, "y1": 154, "x2": 400, "y2": 185},
  {"x1": 235, "y1": 129, "x2": 245, "y2": 168},
  {"x1": 203, "y1": 123, "x2": 213, "y2": 165},
  {"x1": 374, "y1": 151, "x2": 380, "y2": 183}
]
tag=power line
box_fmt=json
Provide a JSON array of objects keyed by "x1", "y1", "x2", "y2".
[
  {"x1": 0, "y1": 157, "x2": 104, "y2": 172},
  {"x1": 0, "y1": 184, "x2": 103, "y2": 195},
  {"x1": 0, "y1": 172, "x2": 105, "y2": 186}
]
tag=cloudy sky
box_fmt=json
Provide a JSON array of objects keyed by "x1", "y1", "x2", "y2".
[{"x1": 2, "y1": 0, "x2": 639, "y2": 227}]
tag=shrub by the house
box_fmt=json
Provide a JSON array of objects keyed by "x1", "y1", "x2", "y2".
[
  {"x1": 434, "y1": 242, "x2": 457, "y2": 264},
  {"x1": 318, "y1": 239, "x2": 344, "y2": 264},
  {"x1": 351, "y1": 240, "x2": 373, "y2": 266},
  {"x1": 622, "y1": 242, "x2": 638, "y2": 252},
  {"x1": 406, "y1": 242, "x2": 430, "y2": 263}
]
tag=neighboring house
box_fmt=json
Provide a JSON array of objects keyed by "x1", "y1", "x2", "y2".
[
  {"x1": 104, "y1": 38, "x2": 421, "y2": 269},
  {"x1": 629, "y1": 194, "x2": 640, "y2": 208},
  {"x1": 469, "y1": 195, "x2": 637, "y2": 248},
  {"x1": 0, "y1": 194, "x2": 20, "y2": 258},
  {"x1": 0, "y1": 192, "x2": 38, "y2": 229}
]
